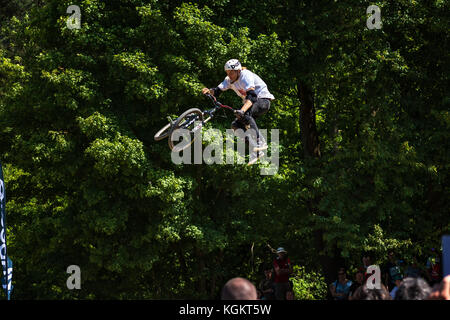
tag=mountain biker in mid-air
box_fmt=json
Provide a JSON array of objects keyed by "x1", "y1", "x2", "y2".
[{"x1": 202, "y1": 59, "x2": 275, "y2": 164}]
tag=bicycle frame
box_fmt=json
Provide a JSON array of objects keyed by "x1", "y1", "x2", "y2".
[
  {"x1": 203, "y1": 94, "x2": 235, "y2": 123},
  {"x1": 176, "y1": 95, "x2": 236, "y2": 138},
  {"x1": 154, "y1": 94, "x2": 237, "y2": 143}
]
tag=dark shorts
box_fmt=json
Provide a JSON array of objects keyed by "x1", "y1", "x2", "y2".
[
  {"x1": 274, "y1": 282, "x2": 291, "y2": 300},
  {"x1": 231, "y1": 98, "x2": 271, "y2": 130}
]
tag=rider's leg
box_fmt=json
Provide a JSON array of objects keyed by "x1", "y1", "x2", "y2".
[
  {"x1": 231, "y1": 118, "x2": 258, "y2": 150},
  {"x1": 232, "y1": 118, "x2": 267, "y2": 165},
  {"x1": 232, "y1": 119, "x2": 264, "y2": 165},
  {"x1": 248, "y1": 98, "x2": 271, "y2": 120},
  {"x1": 246, "y1": 99, "x2": 271, "y2": 151}
]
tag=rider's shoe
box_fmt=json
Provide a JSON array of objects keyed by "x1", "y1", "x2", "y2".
[{"x1": 248, "y1": 151, "x2": 265, "y2": 166}]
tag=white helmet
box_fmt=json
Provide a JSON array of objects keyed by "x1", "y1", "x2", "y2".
[{"x1": 224, "y1": 59, "x2": 242, "y2": 71}]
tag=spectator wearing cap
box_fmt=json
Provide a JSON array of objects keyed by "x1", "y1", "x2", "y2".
[{"x1": 272, "y1": 247, "x2": 293, "y2": 300}]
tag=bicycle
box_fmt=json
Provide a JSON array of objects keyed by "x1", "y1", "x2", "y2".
[{"x1": 154, "y1": 94, "x2": 237, "y2": 152}]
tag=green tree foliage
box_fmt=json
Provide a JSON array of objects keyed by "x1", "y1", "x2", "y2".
[
  {"x1": 0, "y1": 0, "x2": 448, "y2": 299},
  {"x1": 290, "y1": 265, "x2": 327, "y2": 300}
]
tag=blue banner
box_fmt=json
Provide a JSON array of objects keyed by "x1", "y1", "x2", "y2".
[{"x1": 0, "y1": 162, "x2": 13, "y2": 300}]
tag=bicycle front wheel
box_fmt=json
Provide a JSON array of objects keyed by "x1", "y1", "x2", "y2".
[
  {"x1": 168, "y1": 108, "x2": 204, "y2": 152},
  {"x1": 154, "y1": 122, "x2": 172, "y2": 141}
]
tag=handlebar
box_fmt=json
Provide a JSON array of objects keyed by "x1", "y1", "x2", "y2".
[
  {"x1": 205, "y1": 93, "x2": 218, "y2": 104},
  {"x1": 204, "y1": 93, "x2": 234, "y2": 111}
]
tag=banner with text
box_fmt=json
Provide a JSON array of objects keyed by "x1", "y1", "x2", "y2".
[{"x1": 0, "y1": 161, "x2": 12, "y2": 300}]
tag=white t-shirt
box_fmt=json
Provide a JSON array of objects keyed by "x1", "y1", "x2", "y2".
[{"x1": 217, "y1": 69, "x2": 275, "y2": 102}]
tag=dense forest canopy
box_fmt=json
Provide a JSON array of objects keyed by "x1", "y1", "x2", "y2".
[{"x1": 0, "y1": 0, "x2": 448, "y2": 299}]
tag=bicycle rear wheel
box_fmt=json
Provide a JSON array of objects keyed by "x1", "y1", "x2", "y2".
[{"x1": 168, "y1": 108, "x2": 204, "y2": 152}]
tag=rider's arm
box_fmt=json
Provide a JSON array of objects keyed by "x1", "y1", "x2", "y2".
[
  {"x1": 202, "y1": 76, "x2": 229, "y2": 97},
  {"x1": 202, "y1": 87, "x2": 222, "y2": 97},
  {"x1": 241, "y1": 88, "x2": 256, "y2": 112},
  {"x1": 211, "y1": 87, "x2": 222, "y2": 97}
]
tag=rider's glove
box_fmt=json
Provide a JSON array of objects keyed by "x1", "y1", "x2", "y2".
[{"x1": 234, "y1": 109, "x2": 245, "y2": 119}]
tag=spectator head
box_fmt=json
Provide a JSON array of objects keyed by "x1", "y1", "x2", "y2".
[
  {"x1": 264, "y1": 269, "x2": 272, "y2": 279},
  {"x1": 276, "y1": 247, "x2": 287, "y2": 259},
  {"x1": 353, "y1": 284, "x2": 391, "y2": 300},
  {"x1": 355, "y1": 270, "x2": 364, "y2": 284},
  {"x1": 337, "y1": 267, "x2": 347, "y2": 280},
  {"x1": 388, "y1": 250, "x2": 395, "y2": 261},
  {"x1": 408, "y1": 255, "x2": 418, "y2": 266},
  {"x1": 362, "y1": 252, "x2": 372, "y2": 267},
  {"x1": 395, "y1": 277, "x2": 432, "y2": 300},
  {"x1": 221, "y1": 277, "x2": 258, "y2": 300}
]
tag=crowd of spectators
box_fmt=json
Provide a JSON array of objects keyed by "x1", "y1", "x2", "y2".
[
  {"x1": 328, "y1": 249, "x2": 445, "y2": 300},
  {"x1": 220, "y1": 246, "x2": 449, "y2": 301}
]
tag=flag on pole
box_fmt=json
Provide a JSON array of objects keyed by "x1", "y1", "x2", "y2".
[{"x1": 0, "y1": 161, "x2": 13, "y2": 300}]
